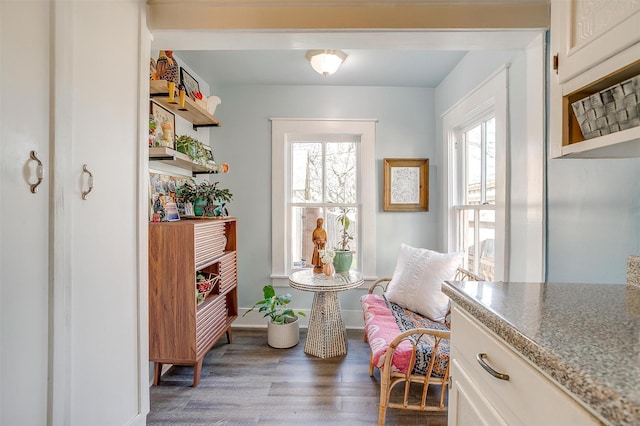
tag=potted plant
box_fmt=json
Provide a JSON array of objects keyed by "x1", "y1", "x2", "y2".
[
  {"x1": 243, "y1": 284, "x2": 306, "y2": 348},
  {"x1": 175, "y1": 134, "x2": 212, "y2": 168},
  {"x1": 333, "y1": 208, "x2": 354, "y2": 273},
  {"x1": 178, "y1": 180, "x2": 233, "y2": 217}
]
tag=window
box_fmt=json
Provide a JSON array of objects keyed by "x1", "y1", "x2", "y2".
[
  {"x1": 290, "y1": 140, "x2": 359, "y2": 269},
  {"x1": 442, "y1": 68, "x2": 508, "y2": 281},
  {"x1": 455, "y1": 116, "x2": 497, "y2": 280},
  {"x1": 271, "y1": 119, "x2": 376, "y2": 284}
]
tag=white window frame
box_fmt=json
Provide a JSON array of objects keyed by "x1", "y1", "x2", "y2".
[
  {"x1": 271, "y1": 119, "x2": 376, "y2": 286},
  {"x1": 442, "y1": 67, "x2": 509, "y2": 281}
]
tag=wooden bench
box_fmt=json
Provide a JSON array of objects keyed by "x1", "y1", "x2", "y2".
[{"x1": 360, "y1": 267, "x2": 481, "y2": 425}]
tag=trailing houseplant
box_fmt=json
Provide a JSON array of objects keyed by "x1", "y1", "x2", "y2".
[
  {"x1": 175, "y1": 134, "x2": 213, "y2": 168},
  {"x1": 178, "y1": 180, "x2": 233, "y2": 217},
  {"x1": 333, "y1": 208, "x2": 354, "y2": 273},
  {"x1": 243, "y1": 284, "x2": 306, "y2": 348}
]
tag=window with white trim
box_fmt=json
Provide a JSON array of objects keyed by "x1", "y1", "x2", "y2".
[
  {"x1": 271, "y1": 119, "x2": 376, "y2": 283},
  {"x1": 443, "y1": 68, "x2": 508, "y2": 281},
  {"x1": 455, "y1": 115, "x2": 497, "y2": 280}
]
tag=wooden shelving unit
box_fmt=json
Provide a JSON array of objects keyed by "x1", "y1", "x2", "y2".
[
  {"x1": 149, "y1": 146, "x2": 219, "y2": 175},
  {"x1": 149, "y1": 218, "x2": 237, "y2": 387},
  {"x1": 150, "y1": 79, "x2": 221, "y2": 129}
]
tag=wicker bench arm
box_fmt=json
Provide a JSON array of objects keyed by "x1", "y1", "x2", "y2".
[
  {"x1": 368, "y1": 277, "x2": 392, "y2": 294},
  {"x1": 381, "y1": 327, "x2": 450, "y2": 377}
]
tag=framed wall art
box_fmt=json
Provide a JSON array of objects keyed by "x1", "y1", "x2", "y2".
[
  {"x1": 383, "y1": 158, "x2": 429, "y2": 212},
  {"x1": 150, "y1": 100, "x2": 175, "y2": 149},
  {"x1": 180, "y1": 67, "x2": 200, "y2": 100}
]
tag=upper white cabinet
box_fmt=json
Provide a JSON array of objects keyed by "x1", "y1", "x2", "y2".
[{"x1": 549, "y1": 0, "x2": 640, "y2": 158}]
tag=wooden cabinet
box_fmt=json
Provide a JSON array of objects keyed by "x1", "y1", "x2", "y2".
[
  {"x1": 149, "y1": 218, "x2": 238, "y2": 387},
  {"x1": 549, "y1": 0, "x2": 640, "y2": 158},
  {"x1": 448, "y1": 305, "x2": 601, "y2": 426}
]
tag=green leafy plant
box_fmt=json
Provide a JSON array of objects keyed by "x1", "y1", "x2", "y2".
[
  {"x1": 175, "y1": 134, "x2": 211, "y2": 167},
  {"x1": 336, "y1": 208, "x2": 354, "y2": 251},
  {"x1": 178, "y1": 180, "x2": 233, "y2": 205},
  {"x1": 243, "y1": 285, "x2": 306, "y2": 324}
]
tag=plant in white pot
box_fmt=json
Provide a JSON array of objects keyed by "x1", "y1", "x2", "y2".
[
  {"x1": 243, "y1": 285, "x2": 306, "y2": 348},
  {"x1": 333, "y1": 208, "x2": 354, "y2": 273}
]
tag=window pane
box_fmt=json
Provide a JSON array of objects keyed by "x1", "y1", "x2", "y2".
[
  {"x1": 478, "y1": 210, "x2": 495, "y2": 280},
  {"x1": 326, "y1": 142, "x2": 357, "y2": 204},
  {"x1": 485, "y1": 117, "x2": 496, "y2": 204},
  {"x1": 326, "y1": 207, "x2": 358, "y2": 268},
  {"x1": 290, "y1": 206, "x2": 324, "y2": 269},
  {"x1": 458, "y1": 208, "x2": 495, "y2": 280},
  {"x1": 291, "y1": 142, "x2": 322, "y2": 203},
  {"x1": 459, "y1": 209, "x2": 476, "y2": 273},
  {"x1": 466, "y1": 125, "x2": 482, "y2": 205}
]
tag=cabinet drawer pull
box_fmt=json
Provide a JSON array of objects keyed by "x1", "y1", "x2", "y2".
[
  {"x1": 81, "y1": 164, "x2": 94, "y2": 200},
  {"x1": 476, "y1": 353, "x2": 510, "y2": 381},
  {"x1": 29, "y1": 150, "x2": 45, "y2": 194}
]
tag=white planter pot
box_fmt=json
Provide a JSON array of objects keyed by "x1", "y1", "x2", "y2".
[{"x1": 267, "y1": 317, "x2": 300, "y2": 348}]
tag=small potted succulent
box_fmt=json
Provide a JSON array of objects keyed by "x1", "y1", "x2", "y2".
[{"x1": 243, "y1": 284, "x2": 306, "y2": 348}]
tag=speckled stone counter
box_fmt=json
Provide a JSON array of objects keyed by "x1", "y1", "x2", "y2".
[{"x1": 442, "y1": 281, "x2": 640, "y2": 426}]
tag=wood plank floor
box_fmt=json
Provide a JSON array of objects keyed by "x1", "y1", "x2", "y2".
[{"x1": 148, "y1": 328, "x2": 448, "y2": 425}]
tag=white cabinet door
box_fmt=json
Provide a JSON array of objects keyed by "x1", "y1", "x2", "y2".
[
  {"x1": 552, "y1": 0, "x2": 640, "y2": 84},
  {"x1": 0, "y1": 2, "x2": 51, "y2": 425},
  {"x1": 52, "y1": 1, "x2": 148, "y2": 425},
  {"x1": 2, "y1": 1, "x2": 148, "y2": 425},
  {"x1": 448, "y1": 359, "x2": 509, "y2": 426}
]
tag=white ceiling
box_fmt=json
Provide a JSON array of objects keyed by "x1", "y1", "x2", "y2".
[
  {"x1": 175, "y1": 49, "x2": 467, "y2": 87},
  {"x1": 154, "y1": 30, "x2": 545, "y2": 88}
]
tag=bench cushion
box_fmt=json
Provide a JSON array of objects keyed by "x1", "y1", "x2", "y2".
[{"x1": 361, "y1": 293, "x2": 450, "y2": 377}]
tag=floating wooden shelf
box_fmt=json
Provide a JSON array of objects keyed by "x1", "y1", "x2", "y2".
[
  {"x1": 149, "y1": 147, "x2": 219, "y2": 175},
  {"x1": 150, "y1": 80, "x2": 221, "y2": 129}
]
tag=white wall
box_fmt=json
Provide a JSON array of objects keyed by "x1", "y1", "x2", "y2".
[
  {"x1": 206, "y1": 85, "x2": 438, "y2": 325},
  {"x1": 546, "y1": 158, "x2": 640, "y2": 283}
]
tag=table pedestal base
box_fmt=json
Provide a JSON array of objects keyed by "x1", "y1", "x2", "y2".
[{"x1": 304, "y1": 291, "x2": 347, "y2": 358}]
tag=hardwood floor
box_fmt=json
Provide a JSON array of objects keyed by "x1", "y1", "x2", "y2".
[{"x1": 148, "y1": 328, "x2": 448, "y2": 425}]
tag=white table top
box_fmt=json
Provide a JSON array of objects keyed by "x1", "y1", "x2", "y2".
[{"x1": 289, "y1": 269, "x2": 364, "y2": 292}]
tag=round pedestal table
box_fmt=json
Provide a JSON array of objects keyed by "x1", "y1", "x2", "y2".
[{"x1": 289, "y1": 269, "x2": 364, "y2": 358}]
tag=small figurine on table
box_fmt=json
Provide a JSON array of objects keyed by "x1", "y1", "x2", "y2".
[{"x1": 311, "y1": 217, "x2": 327, "y2": 273}]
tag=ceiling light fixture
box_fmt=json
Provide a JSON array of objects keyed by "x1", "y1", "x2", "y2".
[{"x1": 306, "y1": 50, "x2": 347, "y2": 77}]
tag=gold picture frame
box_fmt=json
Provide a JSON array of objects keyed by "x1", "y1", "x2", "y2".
[{"x1": 383, "y1": 158, "x2": 429, "y2": 212}]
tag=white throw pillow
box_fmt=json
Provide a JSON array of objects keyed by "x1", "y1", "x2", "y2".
[{"x1": 385, "y1": 243, "x2": 463, "y2": 322}]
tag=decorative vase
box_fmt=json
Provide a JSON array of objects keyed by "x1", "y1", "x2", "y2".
[
  {"x1": 323, "y1": 262, "x2": 334, "y2": 276},
  {"x1": 267, "y1": 317, "x2": 300, "y2": 348},
  {"x1": 333, "y1": 250, "x2": 353, "y2": 273},
  {"x1": 193, "y1": 199, "x2": 207, "y2": 216}
]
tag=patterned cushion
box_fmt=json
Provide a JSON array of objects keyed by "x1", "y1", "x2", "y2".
[{"x1": 361, "y1": 293, "x2": 450, "y2": 377}]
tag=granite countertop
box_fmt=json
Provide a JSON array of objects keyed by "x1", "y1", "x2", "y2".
[{"x1": 442, "y1": 281, "x2": 640, "y2": 426}]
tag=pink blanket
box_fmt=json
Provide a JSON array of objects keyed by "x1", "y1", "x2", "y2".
[{"x1": 361, "y1": 294, "x2": 449, "y2": 376}]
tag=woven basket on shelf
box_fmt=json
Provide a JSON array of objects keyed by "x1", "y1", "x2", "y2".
[
  {"x1": 571, "y1": 74, "x2": 640, "y2": 140},
  {"x1": 196, "y1": 273, "x2": 220, "y2": 306}
]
